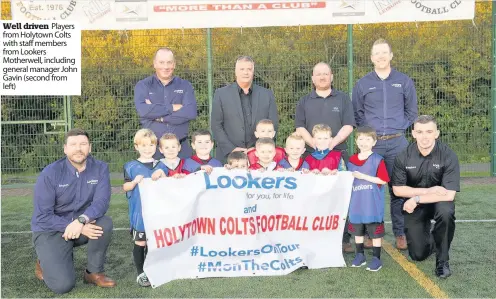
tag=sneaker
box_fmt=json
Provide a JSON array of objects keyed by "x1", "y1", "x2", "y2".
[
  {"x1": 366, "y1": 257, "x2": 383, "y2": 272},
  {"x1": 351, "y1": 253, "x2": 366, "y2": 267},
  {"x1": 136, "y1": 272, "x2": 151, "y2": 287},
  {"x1": 435, "y1": 260, "x2": 452, "y2": 279}
]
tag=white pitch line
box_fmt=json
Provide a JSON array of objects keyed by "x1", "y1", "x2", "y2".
[
  {"x1": 385, "y1": 219, "x2": 496, "y2": 224},
  {"x1": 1, "y1": 219, "x2": 496, "y2": 235}
]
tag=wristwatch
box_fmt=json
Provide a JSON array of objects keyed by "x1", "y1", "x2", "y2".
[
  {"x1": 414, "y1": 196, "x2": 421, "y2": 204},
  {"x1": 77, "y1": 215, "x2": 87, "y2": 225}
]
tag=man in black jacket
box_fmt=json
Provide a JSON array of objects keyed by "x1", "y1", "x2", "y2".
[{"x1": 211, "y1": 56, "x2": 279, "y2": 162}]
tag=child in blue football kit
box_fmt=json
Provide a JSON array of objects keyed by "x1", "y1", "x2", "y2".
[
  {"x1": 347, "y1": 126, "x2": 390, "y2": 272},
  {"x1": 123, "y1": 129, "x2": 168, "y2": 286}
]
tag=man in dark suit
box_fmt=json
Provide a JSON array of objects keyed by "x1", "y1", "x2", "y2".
[{"x1": 211, "y1": 56, "x2": 279, "y2": 162}]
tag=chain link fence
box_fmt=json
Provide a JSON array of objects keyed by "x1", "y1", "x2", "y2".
[{"x1": 1, "y1": 1, "x2": 492, "y2": 184}]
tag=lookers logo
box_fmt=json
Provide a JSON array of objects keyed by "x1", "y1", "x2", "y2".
[{"x1": 204, "y1": 173, "x2": 297, "y2": 190}]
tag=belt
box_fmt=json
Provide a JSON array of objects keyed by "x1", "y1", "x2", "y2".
[{"x1": 377, "y1": 133, "x2": 403, "y2": 141}]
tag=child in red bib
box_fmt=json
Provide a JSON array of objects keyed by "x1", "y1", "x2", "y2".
[
  {"x1": 248, "y1": 138, "x2": 282, "y2": 171},
  {"x1": 247, "y1": 119, "x2": 286, "y2": 166},
  {"x1": 304, "y1": 124, "x2": 346, "y2": 174}
]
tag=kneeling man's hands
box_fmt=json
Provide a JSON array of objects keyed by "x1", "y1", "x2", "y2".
[
  {"x1": 403, "y1": 198, "x2": 418, "y2": 214},
  {"x1": 62, "y1": 220, "x2": 84, "y2": 241},
  {"x1": 81, "y1": 221, "x2": 104, "y2": 240},
  {"x1": 429, "y1": 186, "x2": 448, "y2": 195}
]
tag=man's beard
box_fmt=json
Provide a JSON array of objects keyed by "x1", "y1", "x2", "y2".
[{"x1": 69, "y1": 153, "x2": 88, "y2": 166}]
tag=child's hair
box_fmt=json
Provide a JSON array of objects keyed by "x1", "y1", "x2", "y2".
[
  {"x1": 134, "y1": 129, "x2": 157, "y2": 145},
  {"x1": 286, "y1": 133, "x2": 305, "y2": 146},
  {"x1": 256, "y1": 119, "x2": 274, "y2": 129},
  {"x1": 256, "y1": 137, "x2": 276, "y2": 148},
  {"x1": 312, "y1": 124, "x2": 332, "y2": 136},
  {"x1": 356, "y1": 126, "x2": 377, "y2": 141},
  {"x1": 159, "y1": 133, "x2": 180, "y2": 147},
  {"x1": 227, "y1": 151, "x2": 248, "y2": 164},
  {"x1": 191, "y1": 129, "x2": 212, "y2": 143}
]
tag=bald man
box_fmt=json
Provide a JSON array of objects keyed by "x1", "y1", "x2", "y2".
[
  {"x1": 134, "y1": 47, "x2": 198, "y2": 159},
  {"x1": 295, "y1": 62, "x2": 356, "y2": 252}
]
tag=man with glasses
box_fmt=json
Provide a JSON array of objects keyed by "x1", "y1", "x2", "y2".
[{"x1": 134, "y1": 47, "x2": 198, "y2": 159}]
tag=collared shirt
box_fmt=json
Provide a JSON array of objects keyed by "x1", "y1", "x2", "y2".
[
  {"x1": 391, "y1": 141, "x2": 460, "y2": 191},
  {"x1": 295, "y1": 89, "x2": 356, "y2": 151},
  {"x1": 237, "y1": 83, "x2": 253, "y2": 147},
  {"x1": 134, "y1": 75, "x2": 197, "y2": 140},
  {"x1": 352, "y1": 68, "x2": 418, "y2": 136},
  {"x1": 31, "y1": 156, "x2": 111, "y2": 232}
]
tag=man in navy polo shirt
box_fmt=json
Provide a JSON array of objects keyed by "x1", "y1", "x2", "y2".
[
  {"x1": 295, "y1": 62, "x2": 356, "y2": 253},
  {"x1": 295, "y1": 62, "x2": 356, "y2": 161},
  {"x1": 31, "y1": 129, "x2": 116, "y2": 294},
  {"x1": 134, "y1": 47, "x2": 198, "y2": 159},
  {"x1": 352, "y1": 38, "x2": 418, "y2": 250}
]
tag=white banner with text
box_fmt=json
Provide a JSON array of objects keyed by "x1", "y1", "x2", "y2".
[
  {"x1": 10, "y1": 0, "x2": 475, "y2": 30},
  {"x1": 139, "y1": 169, "x2": 354, "y2": 287}
]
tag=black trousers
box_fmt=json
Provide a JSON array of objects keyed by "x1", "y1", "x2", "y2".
[{"x1": 403, "y1": 202, "x2": 455, "y2": 262}]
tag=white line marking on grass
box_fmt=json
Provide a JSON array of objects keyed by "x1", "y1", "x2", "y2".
[
  {"x1": 384, "y1": 219, "x2": 496, "y2": 224},
  {"x1": 2, "y1": 219, "x2": 496, "y2": 235}
]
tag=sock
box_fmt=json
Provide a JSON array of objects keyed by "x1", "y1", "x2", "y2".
[
  {"x1": 373, "y1": 246, "x2": 382, "y2": 259},
  {"x1": 133, "y1": 244, "x2": 146, "y2": 275},
  {"x1": 355, "y1": 243, "x2": 364, "y2": 254}
]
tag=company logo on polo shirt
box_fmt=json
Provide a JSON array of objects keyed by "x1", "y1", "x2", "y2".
[
  {"x1": 332, "y1": 107, "x2": 340, "y2": 112},
  {"x1": 174, "y1": 89, "x2": 184, "y2": 94},
  {"x1": 87, "y1": 179, "x2": 99, "y2": 185},
  {"x1": 369, "y1": 87, "x2": 377, "y2": 90},
  {"x1": 58, "y1": 184, "x2": 69, "y2": 188},
  {"x1": 392, "y1": 83, "x2": 402, "y2": 88},
  {"x1": 406, "y1": 166, "x2": 416, "y2": 169},
  {"x1": 433, "y1": 164, "x2": 440, "y2": 169}
]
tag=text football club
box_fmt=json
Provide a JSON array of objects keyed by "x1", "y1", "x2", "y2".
[{"x1": 153, "y1": 215, "x2": 341, "y2": 248}]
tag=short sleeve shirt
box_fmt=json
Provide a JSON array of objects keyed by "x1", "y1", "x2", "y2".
[
  {"x1": 124, "y1": 161, "x2": 156, "y2": 182},
  {"x1": 391, "y1": 141, "x2": 460, "y2": 192},
  {"x1": 295, "y1": 89, "x2": 356, "y2": 150}
]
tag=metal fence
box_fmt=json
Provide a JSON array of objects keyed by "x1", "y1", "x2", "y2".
[{"x1": 1, "y1": 1, "x2": 494, "y2": 183}]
